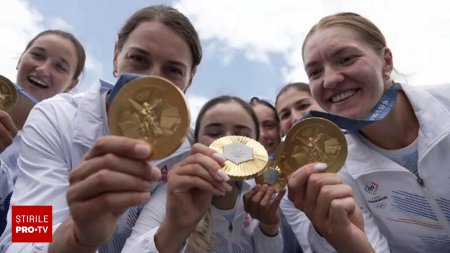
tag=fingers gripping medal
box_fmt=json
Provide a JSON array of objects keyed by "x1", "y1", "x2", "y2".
[
  {"x1": 108, "y1": 76, "x2": 190, "y2": 160},
  {"x1": 209, "y1": 136, "x2": 268, "y2": 180},
  {"x1": 0, "y1": 75, "x2": 18, "y2": 111},
  {"x1": 255, "y1": 143, "x2": 289, "y2": 192},
  {"x1": 282, "y1": 117, "x2": 347, "y2": 174}
]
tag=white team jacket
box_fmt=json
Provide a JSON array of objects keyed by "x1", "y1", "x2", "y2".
[{"x1": 0, "y1": 80, "x2": 190, "y2": 253}]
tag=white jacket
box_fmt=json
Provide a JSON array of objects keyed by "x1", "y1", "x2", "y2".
[
  {"x1": 122, "y1": 181, "x2": 283, "y2": 253},
  {"x1": 310, "y1": 83, "x2": 450, "y2": 252},
  {"x1": 0, "y1": 80, "x2": 190, "y2": 253}
]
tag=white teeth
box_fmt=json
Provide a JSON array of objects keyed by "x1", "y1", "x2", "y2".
[
  {"x1": 331, "y1": 90, "x2": 356, "y2": 103},
  {"x1": 29, "y1": 76, "x2": 48, "y2": 87}
]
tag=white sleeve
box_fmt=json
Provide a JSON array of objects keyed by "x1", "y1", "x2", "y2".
[
  {"x1": 122, "y1": 184, "x2": 168, "y2": 252},
  {"x1": 279, "y1": 192, "x2": 314, "y2": 253},
  {"x1": 0, "y1": 104, "x2": 72, "y2": 253},
  {"x1": 252, "y1": 222, "x2": 283, "y2": 253}
]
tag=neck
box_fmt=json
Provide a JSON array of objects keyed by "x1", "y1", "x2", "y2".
[
  {"x1": 212, "y1": 181, "x2": 239, "y2": 210},
  {"x1": 360, "y1": 91, "x2": 419, "y2": 150}
]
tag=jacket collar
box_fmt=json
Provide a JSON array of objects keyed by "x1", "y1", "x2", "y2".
[
  {"x1": 73, "y1": 79, "x2": 113, "y2": 148},
  {"x1": 343, "y1": 83, "x2": 450, "y2": 178}
]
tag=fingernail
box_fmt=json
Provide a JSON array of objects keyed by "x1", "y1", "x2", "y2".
[
  {"x1": 135, "y1": 143, "x2": 151, "y2": 157},
  {"x1": 313, "y1": 162, "x2": 328, "y2": 171},
  {"x1": 217, "y1": 169, "x2": 230, "y2": 181},
  {"x1": 212, "y1": 153, "x2": 227, "y2": 164},
  {"x1": 223, "y1": 182, "x2": 233, "y2": 192}
]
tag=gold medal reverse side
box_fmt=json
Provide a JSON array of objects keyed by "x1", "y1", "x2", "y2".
[
  {"x1": 209, "y1": 135, "x2": 268, "y2": 180},
  {"x1": 108, "y1": 76, "x2": 190, "y2": 160},
  {"x1": 0, "y1": 75, "x2": 17, "y2": 111},
  {"x1": 281, "y1": 117, "x2": 347, "y2": 173}
]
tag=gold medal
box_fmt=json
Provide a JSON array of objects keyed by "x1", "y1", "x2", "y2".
[
  {"x1": 108, "y1": 76, "x2": 190, "y2": 160},
  {"x1": 282, "y1": 117, "x2": 347, "y2": 173},
  {"x1": 209, "y1": 135, "x2": 268, "y2": 180},
  {"x1": 0, "y1": 75, "x2": 17, "y2": 111}
]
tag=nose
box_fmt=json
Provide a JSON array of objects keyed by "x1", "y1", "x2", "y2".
[
  {"x1": 35, "y1": 60, "x2": 52, "y2": 77},
  {"x1": 323, "y1": 66, "x2": 343, "y2": 89},
  {"x1": 291, "y1": 110, "x2": 305, "y2": 126},
  {"x1": 144, "y1": 66, "x2": 162, "y2": 78}
]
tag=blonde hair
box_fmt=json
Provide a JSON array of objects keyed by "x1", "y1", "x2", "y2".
[{"x1": 186, "y1": 210, "x2": 214, "y2": 253}]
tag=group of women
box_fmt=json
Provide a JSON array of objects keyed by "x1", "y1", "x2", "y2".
[{"x1": 0, "y1": 4, "x2": 449, "y2": 253}]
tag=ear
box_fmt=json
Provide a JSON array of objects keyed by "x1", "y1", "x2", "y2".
[
  {"x1": 183, "y1": 67, "x2": 197, "y2": 93},
  {"x1": 382, "y1": 47, "x2": 393, "y2": 78},
  {"x1": 113, "y1": 40, "x2": 120, "y2": 76}
]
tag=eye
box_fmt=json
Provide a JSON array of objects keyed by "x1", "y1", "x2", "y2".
[
  {"x1": 165, "y1": 65, "x2": 184, "y2": 76},
  {"x1": 55, "y1": 62, "x2": 68, "y2": 73},
  {"x1": 30, "y1": 51, "x2": 44, "y2": 60},
  {"x1": 279, "y1": 111, "x2": 290, "y2": 120},
  {"x1": 297, "y1": 103, "x2": 311, "y2": 111},
  {"x1": 263, "y1": 122, "x2": 276, "y2": 130},
  {"x1": 307, "y1": 68, "x2": 322, "y2": 80},
  {"x1": 339, "y1": 55, "x2": 357, "y2": 65}
]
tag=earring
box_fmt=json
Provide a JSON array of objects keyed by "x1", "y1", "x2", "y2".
[
  {"x1": 113, "y1": 70, "x2": 117, "y2": 77},
  {"x1": 384, "y1": 71, "x2": 391, "y2": 80}
]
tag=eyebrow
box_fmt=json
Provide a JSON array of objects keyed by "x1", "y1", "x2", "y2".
[
  {"x1": 31, "y1": 46, "x2": 71, "y2": 68},
  {"x1": 278, "y1": 98, "x2": 310, "y2": 114},
  {"x1": 304, "y1": 45, "x2": 357, "y2": 70}
]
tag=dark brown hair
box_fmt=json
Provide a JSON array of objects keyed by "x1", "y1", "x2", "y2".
[
  {"x1": 117, "y1": 5, "x2": 202, "y2": 69},
  {"x1": 194, "y1": 95, "x2": 260, "y2": 142}
]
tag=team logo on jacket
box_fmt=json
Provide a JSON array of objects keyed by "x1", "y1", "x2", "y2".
[
  {"x1": 364, "y1": 181, "x2": 379, "y2": 195},
  {"x1": 364, "y1": 181, "x2": 388, "y2": 209}
]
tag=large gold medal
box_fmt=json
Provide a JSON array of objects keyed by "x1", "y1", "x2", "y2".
[
  {"x1": 209, "y1": 135, "x2": 268, "y2": 180},
  {"x1": 0, "y1": 75, "x2": 17, "y2": 111},
  {"x1": 282, "y1": 117, "x2": 347, "y2": 173},
  {"x1": 108, "y1": 76, "x2": 190, "y2": 160}
]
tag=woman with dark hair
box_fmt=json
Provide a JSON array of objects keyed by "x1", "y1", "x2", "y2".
[
  {"x1": 124, "y1": 95, "x2": 284, "y2": 252},
  {"x1": 0, "y1": 5, "x2": 203, "y2": 253}
]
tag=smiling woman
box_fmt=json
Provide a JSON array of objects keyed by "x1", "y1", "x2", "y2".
[{"x1": 0, "y1": 29, "x2": 85, "y2": 236}]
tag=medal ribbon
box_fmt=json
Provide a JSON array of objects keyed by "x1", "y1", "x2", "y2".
[
  {"x1": 303, "y1": 82, "x2": 400, "y2": 133},
  {"x1": 106, "y1": 73, "x2": 145, "y2": 104},
  {"x1": 14, "y1": 84, "x2": 39, "y2": 104}
]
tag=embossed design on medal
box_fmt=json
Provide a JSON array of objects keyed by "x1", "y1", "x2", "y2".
[
  {"x1": 108, "y1": 76, "x2": 190, "y2": 160},
  {"x1": 0, "y1": 75, "x2": 18, "y2": 111},
  {"x1": 283, "y1": 117, "x2": 347, "y2": 174},
  {"x1": 210, "y1": 135, "x2": 268, "y2": 180}
]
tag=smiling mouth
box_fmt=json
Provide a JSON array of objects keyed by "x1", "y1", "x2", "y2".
[
  {"x1": 28, "y1": 76, "x2": 49, "y2": 89},
  {"x1": 331, "y1": 89, "x2": 358, "y2": 103}
]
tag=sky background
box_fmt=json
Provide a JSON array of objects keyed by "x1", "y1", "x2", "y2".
[{"x1": 1, "y1": 0, "x2": 450, "y2": 121}]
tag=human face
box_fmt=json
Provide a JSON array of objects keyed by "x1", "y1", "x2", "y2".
[
  {"x1": 276, "y1": 88, "x2": 322, "y2": 134},
  {"x1": 16, "y1": 34, "x2": 79, "y2": 101},
  {"x1": 114, "y1": 21, "x2": 195, "y2": 92},
  {"x1": 198, "y1": 101, "x2": 256, "y2": 146},
  {"x1": 303, "y1": 27, "x2": 392, "y2": 120},
  {"x1": 253, "y1": 103, "x2": 280, "y2": 156}
]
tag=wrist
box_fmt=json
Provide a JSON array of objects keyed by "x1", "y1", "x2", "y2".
[
  {"x1": 259, "y1": 223, "x2": 279, "y2": 237},
  {"x1": 155, "y1": 220, "x2": 191, "y2": 253}
]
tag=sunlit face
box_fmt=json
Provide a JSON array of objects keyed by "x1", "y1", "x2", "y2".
[
  {"x1": 16, "y1": 34, "x2": 79, "y2": 101},
  {"x1": 198, "y1": 101, "x2": 256, "y2": 146},
  {"x1": 114, "y1": 21, "x2": 195, "y2": 92},
  {"x1": 253, "y1": 103, "x2": 280, "y2": 156},
  {"x1": 303, "y1": 27, "x2": 392, "y2": 120},
  {"x1": 276, "y1": 88, "x2": 322, "y2": 134}
]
